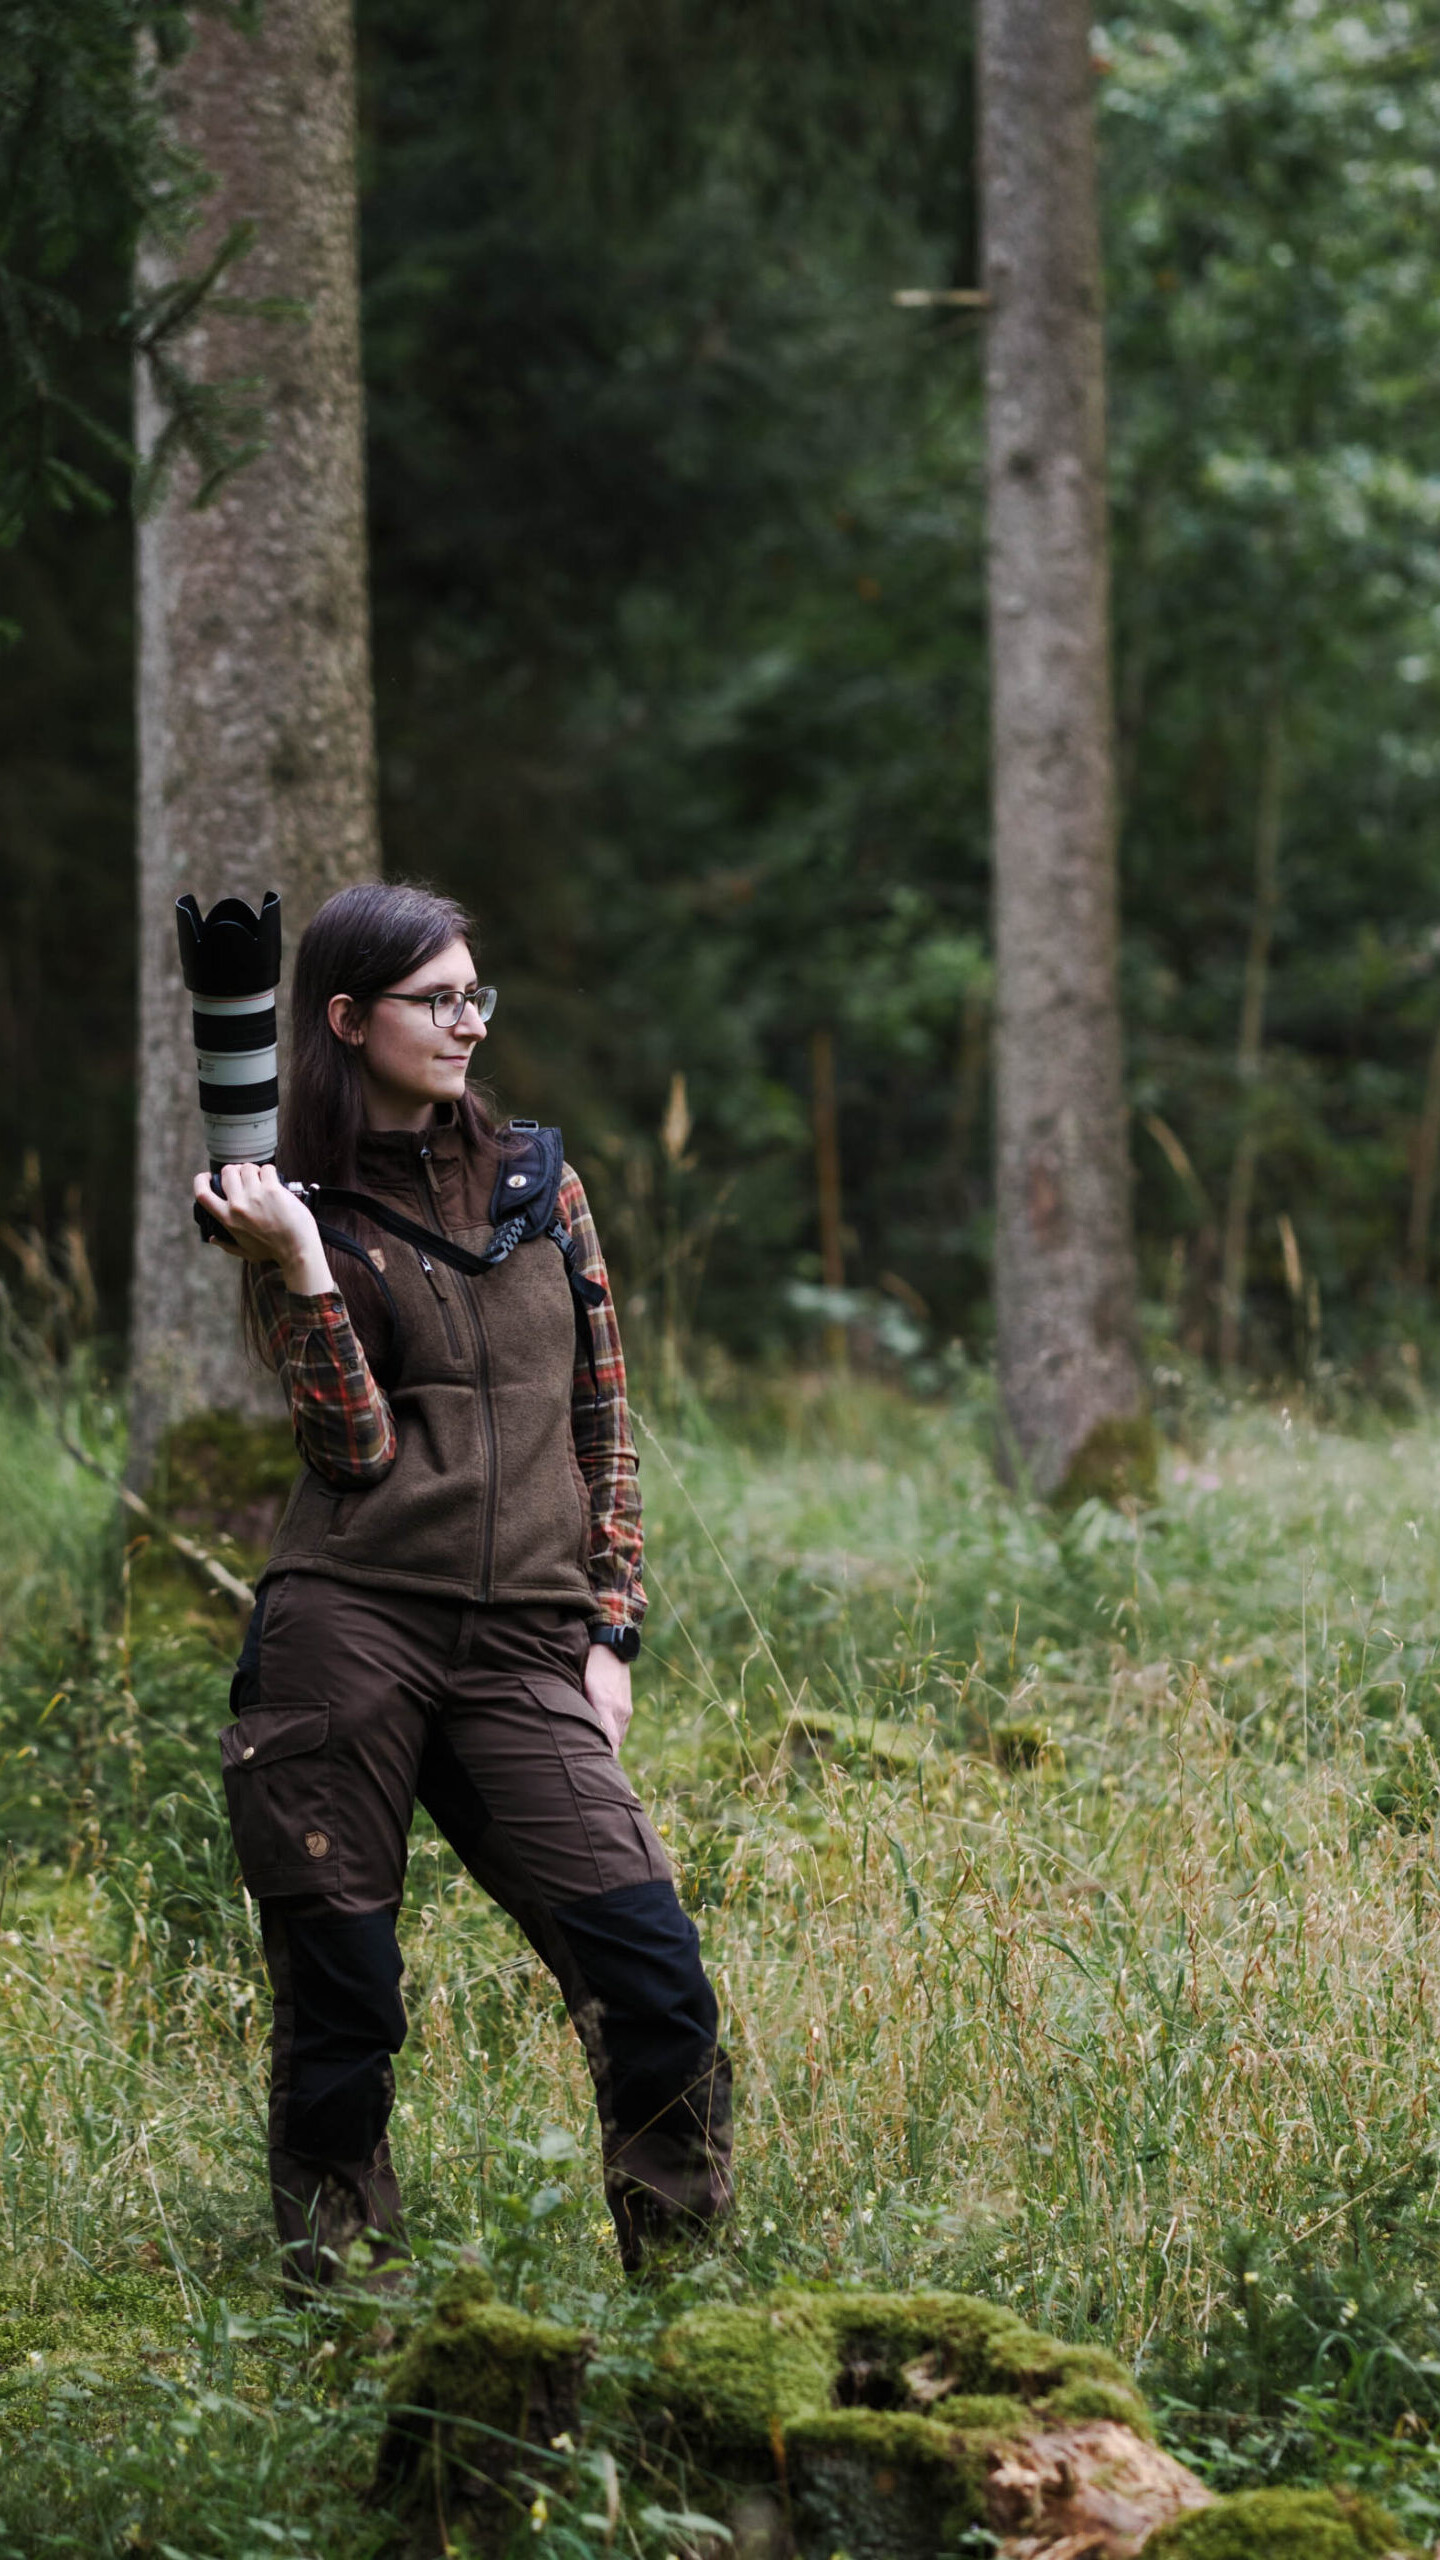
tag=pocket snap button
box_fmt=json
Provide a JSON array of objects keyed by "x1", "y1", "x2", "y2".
[{"x1": 242, "y1": 1745, "x2": 255, "y2": 1761}]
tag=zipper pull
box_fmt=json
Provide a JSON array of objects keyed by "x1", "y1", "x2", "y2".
[
  {"x1": 417, "y1": 1248, "x2": 450, "y2": 1301},
  {"x1": 419, "y1": 1142, "x2": 443, "y2": 1200}
]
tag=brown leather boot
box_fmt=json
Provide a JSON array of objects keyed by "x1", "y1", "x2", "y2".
[{"x1": 270, "y1": 2135, "x2": 408, "y2": 2299}]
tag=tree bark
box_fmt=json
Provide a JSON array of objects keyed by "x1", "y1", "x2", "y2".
[
  {"x1": 130, "y1": 0, "x2": 379, "y2": 1477},
  {"x1": 980, "y1": 0, "x2": 1146, "y2": 1496}
]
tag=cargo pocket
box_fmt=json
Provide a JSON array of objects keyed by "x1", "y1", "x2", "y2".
[
  {"x1": 220, "y1": 1703, "x2": 340, "y2": 1897},
  {"x1": 520, "y1": 1675, "x2": 670, "y2": 1891},
  {"x1": 519, "y1": 1671, "x2": 612, "y2": 1749}
]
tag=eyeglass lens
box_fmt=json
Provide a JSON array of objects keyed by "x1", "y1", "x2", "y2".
[{"x1": 433, "y1": 986, "x2": 497, "y2": 1028}]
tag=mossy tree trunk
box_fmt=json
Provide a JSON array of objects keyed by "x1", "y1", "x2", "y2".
[
  {"x1": 980, "y1": 0, "x2": 1148, "y2": 1498},
  {"x1": 129, "y1": 0, "x2": 378, "y2": 1478}
]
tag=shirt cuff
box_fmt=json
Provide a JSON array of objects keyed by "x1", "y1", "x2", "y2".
[
  {"x1": 587, "y1": 1596, "x2": 643, "y2": 1630},
  {"x1": 283, "y1": 1289, "x2": 351, "y2": 1327}
]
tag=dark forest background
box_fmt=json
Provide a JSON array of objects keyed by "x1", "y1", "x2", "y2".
[{"x1": 7, "y1": 1, "x2": 1440, "y2": 1381}]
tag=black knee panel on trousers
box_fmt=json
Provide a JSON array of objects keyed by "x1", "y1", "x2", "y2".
[
  {"x1": 552, "y1": 1880, "x2": 720, "y2": 2134},
  {"x1": 281, "y1": 1910, "x2": 406, "y2": 2163}
]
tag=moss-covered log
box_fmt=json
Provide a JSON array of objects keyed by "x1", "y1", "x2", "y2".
[
  {"x1": 377, "y1": 2279, "x2": 1422, "y2": 2559},
  {"x1": 1145, "y1": 2486, "x2": 1419, "y2": 2559},
  {"x1": 373, "y1": 2271, "x2": 590, "y2": 2554},
  {"x1": 647, "y1": 2288, "x2": 1202, "y2": 2556}
]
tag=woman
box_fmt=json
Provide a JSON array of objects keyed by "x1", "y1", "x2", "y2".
[{"x1": 197, "y1": 879, "x2": 732, "y2": 2288}]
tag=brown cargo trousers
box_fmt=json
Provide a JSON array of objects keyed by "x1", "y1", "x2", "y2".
[{"x1": 220, "y1": 1573, "x2": 733, "y2": 2284}]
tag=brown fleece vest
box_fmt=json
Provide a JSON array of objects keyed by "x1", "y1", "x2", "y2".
[{"x1": 263, "y1": 1113, "x2": 595, "y2": 1612}]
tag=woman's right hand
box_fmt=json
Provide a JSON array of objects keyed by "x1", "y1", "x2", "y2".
[{"x1": 193, "y1": 1163, "x2": 335, "y2": 1295}]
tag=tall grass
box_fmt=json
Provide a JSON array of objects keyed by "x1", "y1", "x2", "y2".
[{"x1": 8, "y1": 1378, "x2": 1440, "y2": 2547}]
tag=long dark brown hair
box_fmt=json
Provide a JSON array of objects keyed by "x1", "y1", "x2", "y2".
[{"x1": 244, "y1": 879, "x2": 492, "y2": 1370}]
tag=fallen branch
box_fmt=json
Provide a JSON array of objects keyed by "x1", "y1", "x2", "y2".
[{"x1": 58, "y1": 1430, "x2": 255, "y2": 1615}]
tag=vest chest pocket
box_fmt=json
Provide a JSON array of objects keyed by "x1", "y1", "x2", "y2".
[
  {"x1": 220, "y1": 1704, "x2": 340, "y2": 1896},
  {"x1": 385, "y1": 1243, "x2": 472, "y2": 1381},
  {"x1": 415, "y1": 1252, "x2": 463, "y2": 1360}
]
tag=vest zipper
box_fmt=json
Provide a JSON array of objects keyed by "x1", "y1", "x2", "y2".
[
  {"x1": 418, "y1": 1142, "x2": 499, "y2": 1597},
  {"x1": 416, "y1": 1251, "x2": 461, "y2": 1358}
]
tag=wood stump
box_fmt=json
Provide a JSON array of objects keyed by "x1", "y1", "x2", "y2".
[
  {"x1": 649, "y1": 2288, "x2": 1209, "y2": 2556},
  {"x1": 374, "y1": 2278, "x2": 1420, "y2": 2558}
]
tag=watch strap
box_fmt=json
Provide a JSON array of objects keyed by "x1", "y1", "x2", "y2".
[{"x1": 587, "y1": 1621, "x2": 641, "y2": 1662}]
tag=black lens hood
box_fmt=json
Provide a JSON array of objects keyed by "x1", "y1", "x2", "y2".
[{"x1": 176, "y1": 891, "x2": 282, "y2": 998}]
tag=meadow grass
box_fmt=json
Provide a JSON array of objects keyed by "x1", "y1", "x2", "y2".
[{"x1": 6, "y1": 1374, "x2": 1440, "y2": 2548}]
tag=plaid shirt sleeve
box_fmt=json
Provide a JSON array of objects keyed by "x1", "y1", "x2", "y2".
[
  {"x1": 247, "y1": 1263, "x2": 397, "y2": 1487},
  {"x1": 557, "y1": 1166, "x2": 646, "y2": 1630}
]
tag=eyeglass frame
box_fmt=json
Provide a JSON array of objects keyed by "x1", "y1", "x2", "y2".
[{"x1": 373, "y1": 984, "x2": 498, "y2": 1030}]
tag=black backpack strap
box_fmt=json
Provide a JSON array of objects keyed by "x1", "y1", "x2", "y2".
[
  {"x1": 483, "y1": 1121, "x2": 563, "y2": 1257},
  {"x1": 550, "y1": 1214, "x2": 606, "y2": 1404},
  {"x1": 309, "y1": 1219, "x2": 403, "y2": 1386},
  {"x1": 486, "y1": 1125, "x2": 605, "y2": 1400}
]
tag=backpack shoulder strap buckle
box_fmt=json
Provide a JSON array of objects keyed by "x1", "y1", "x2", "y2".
[{"x1": 482, "y1": 1124, "x2": 566, "y2": 1266}]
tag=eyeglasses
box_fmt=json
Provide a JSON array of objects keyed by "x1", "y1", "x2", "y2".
[{"x1": 375, "y1": 984, "x2": 498, "y2": 1030}]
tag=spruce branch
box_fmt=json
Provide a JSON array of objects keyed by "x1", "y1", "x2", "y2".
[{"x1": 130, "y1": 217, "x2": 306, "y2": 516}]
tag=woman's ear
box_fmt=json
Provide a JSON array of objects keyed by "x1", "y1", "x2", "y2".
[{"x1": 327, "y1": 992, "x2": 364, "y2": 1046}]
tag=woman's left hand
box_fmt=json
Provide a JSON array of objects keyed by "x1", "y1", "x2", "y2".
[{"x1": 584, "y1": 1647, "x2": 633, "y2": 1757}]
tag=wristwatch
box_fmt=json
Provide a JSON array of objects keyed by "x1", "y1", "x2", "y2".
[{"x1": 588, "y1": 1621, "x2": 641, "y2": 1663}]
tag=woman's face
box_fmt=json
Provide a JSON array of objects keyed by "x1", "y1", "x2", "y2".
[{"x1": 330, "y1": 937, "x2": 488, "y2": 1128}]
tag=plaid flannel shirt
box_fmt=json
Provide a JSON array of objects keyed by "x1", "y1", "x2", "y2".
[{"x1": 248, "y1": 1164, "x2": 644, "y2": 1628}]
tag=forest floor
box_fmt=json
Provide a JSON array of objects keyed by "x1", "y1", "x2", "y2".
[{"x1": 6, "y1": 1365, "x2": 1440, "y2": 2552}]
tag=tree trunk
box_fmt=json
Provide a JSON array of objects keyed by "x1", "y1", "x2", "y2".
[
  {"x1": 1217, "y1": 702, "x2": 1285, "y2": 1374},
  {"x1": 130, "y1": 0, "x2": 379, "y2": 1477},
  {"x1": 980, "y1": 0, "x2": 1146, "y2": 1497}
]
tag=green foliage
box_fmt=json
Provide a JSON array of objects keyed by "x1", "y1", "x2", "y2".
[
  {"x1": 152, "y1": 1408, "x2": 301, "y2": 1577},
  {"x1": 13, "y1": 1386, "x2": 1440, "y2": 2536},
  {"x1": 0, "y1": 0, "x2": 176, "y2": 546},
  {"x1": 355, "y1": 0, "x2": 1440, "y2": 1367},
  {"x1": 1103, "y1": 4, "x2": 1440, "y2": 1369},
  {"x1": 0, "y1": 0, "x2": 273, "y2": 550},
  {"x1": 14, "y1": 1, "x2": 1440, "y2": 1372},
  {"x1": 357, "y1": 0, "x2": 988, "y2": 1353},
  {"x1": 0, "y1": 2288, "x2": 391, "y2": 2560}
]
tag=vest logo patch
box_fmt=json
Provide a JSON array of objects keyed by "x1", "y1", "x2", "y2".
[{"x1": 304, "y1": 1830, "x2": 330, "y2": 1859}]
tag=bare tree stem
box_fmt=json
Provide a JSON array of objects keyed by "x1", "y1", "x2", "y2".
[
  {"x1": 982, "y1": 0, "x2": 1146, "y2": 1493},
  {"x1": 810, "y1": 1028, "x2": 847, "y2": 1373},
  {"x1": 1218, "y1": 701, "x2": 1285, "y2": 1374}
]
